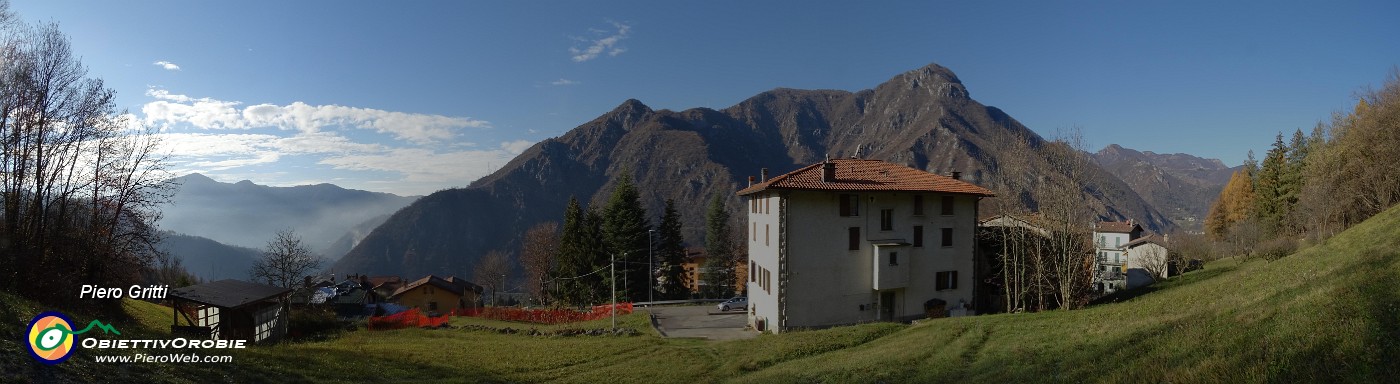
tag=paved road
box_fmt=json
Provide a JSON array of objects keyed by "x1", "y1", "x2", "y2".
[{"x1": 647, "y1": 306, "x2": 758, "y2": 341}]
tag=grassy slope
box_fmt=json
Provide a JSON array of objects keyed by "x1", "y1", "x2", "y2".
[{"x1": 4, "y1": 204, "x2": 1399, "y2": 382}]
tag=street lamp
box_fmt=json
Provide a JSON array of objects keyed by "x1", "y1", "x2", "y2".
[{"x1": 648, "y1": 229, "x2": 656, "y2": 304}]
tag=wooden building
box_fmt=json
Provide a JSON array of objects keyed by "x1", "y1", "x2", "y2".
[{"x1": 170, "y1": 279, "x2": 291, "y2": 344}]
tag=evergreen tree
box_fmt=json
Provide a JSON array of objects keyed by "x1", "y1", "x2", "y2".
[
  {"x1": 703, "y1": 194, "x2": 737, "y2": 298},
  {"x1": 603, "y1": 172, "x2": 651, "y2": 302},
  {"x1": 581, "y1": 207, "x2": 610, "y2": 304},
  {"x1": 655, "y1": 199, "x2": 690, "y2": 300},
  {"x1": 1279, "y1": 128, "x2": 1310, "y2": 232},
  {"x1": 1254, "y1": 133, "x2": 1289, "y2": 236},
  {"x1": 554, "y1": 197, "x2": 590, "y2": 305}
]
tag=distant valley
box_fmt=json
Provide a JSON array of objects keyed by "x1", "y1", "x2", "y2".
[{"x1": 159, "y1": 174, "x2": 418, "y2": 270}]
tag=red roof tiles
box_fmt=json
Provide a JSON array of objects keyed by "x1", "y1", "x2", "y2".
[
  {"x1": 737, "y1": 159, "x2": 996, "y2": 196},
  {"x1": 1095, "y1": 221, "x2": 1142, "y2": 234}
]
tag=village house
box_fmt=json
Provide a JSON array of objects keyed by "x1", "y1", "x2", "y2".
[
  {"x1": 738, "y1": 158, "x2": 995, "y2": 333},
  {"x1": 389, "y1": 275, "x2": 482, "y2": 314},
  {"x1": 682, "y1": 247, "x2": 748, "y2": 296},
  {"x1": 1122, "y1": 235, "x2": 1171, "y2": 289},
  {"x1": 1092, "y1": 220, "x2": 1143, "y2": 293}
]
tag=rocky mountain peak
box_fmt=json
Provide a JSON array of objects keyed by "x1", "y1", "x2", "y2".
[{"x1": 883, "y1": 62, "x2": 969, "y2": 99}]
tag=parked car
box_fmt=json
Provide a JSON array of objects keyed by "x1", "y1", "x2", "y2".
[{"x1": 717, "y1": 296, "x2": 748, "y2": 311}]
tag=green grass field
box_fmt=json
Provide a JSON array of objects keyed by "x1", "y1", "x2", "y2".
[{"x1": 6, "y1": 205, "x2": 1400, "y2": 382}]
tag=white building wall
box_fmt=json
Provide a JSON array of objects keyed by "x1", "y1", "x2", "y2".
[
  {"x1": 746, "y1": 192, "x2": 782, "y2": 333},
  {"x1": 749, "y1": 190, "x2": 978, "y2": 333},
  {"x1": 1124, "y1": 242, "x2": 1170, "y2": 289}
]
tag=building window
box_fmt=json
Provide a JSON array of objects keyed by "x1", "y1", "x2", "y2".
[
  {"x1": 941, "y1": 228, "x2": 954, "y2": 247},
  {"x1": 913, "y1": 226, "x2": 924, "y2": 247},
  {"x1": 936, "y1": 271, "x2": 958, "y2": 291},
  {"x1": 913, "y1": 195, "x2": 925, "y2": 216},
  {"x1": 889, "y1": 251, "x2": 899, "y2": 266},
  {"x1": 940, "y1": 196, "x2": 955, "y2": 216},
  {"x1": 848, "y1": 227, "x2": 860, "y2": 250},
  {"x1": 765, "y1": 224, "x2": 770, "y2": 246},
  {"x1": 1116, "y1": 237, "x2": 1121, "y2": 247},
  {"x1": 750, "y1": 262, "x2": 756, "y2": 282},
  {"x1": 764, "y1": 195, "x2": 770, "y2": 214},
  {"x1": 839, "y1": 194, "x2": 859, "y2": 216},
  {"x1": 428, "y1": 301, "x2": 439, "y2": 311},
  {"x1": 1098, "y1": 235, "x2": 1106, "y2": 248},
  {"x1": 752, "y1": 222, "x2": 757, "y2": 242},
  {"x1": 880, "y1": 209, "x2": 893, "y2": 231}
]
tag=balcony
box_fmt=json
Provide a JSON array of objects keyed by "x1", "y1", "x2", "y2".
[{"x1": 872, "y1": 242, "x2": 910, "y2": 290}]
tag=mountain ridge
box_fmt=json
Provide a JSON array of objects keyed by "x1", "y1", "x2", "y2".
[{"x1": 335, "y1": 62, "x2": 1177, "y2": 280}]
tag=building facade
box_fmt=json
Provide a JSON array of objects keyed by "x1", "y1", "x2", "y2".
[
  {"x1": 738, "y1": 158, "x2": 995, "y2": 333},
  {"x1": 389, "y1": 275, "x2": 482, "y2": 313},
  {"x1": 1123, "y1": 235, "x2": 1170, "y2": 289},
  {"x1": 1092, "y1": 220, "x2": 1143, "y2": 293}
]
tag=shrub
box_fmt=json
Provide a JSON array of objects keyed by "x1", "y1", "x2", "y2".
[
  {"x1": 288, "y1": 308, "x2": 346, "y2": 341},
  {"x1": 1254, "y1": 237, "x2": 1299, "y2": 261}
]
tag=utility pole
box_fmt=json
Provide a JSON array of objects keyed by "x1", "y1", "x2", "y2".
[
  {"x1": 648, "y1": 229, "x2": 656, "y2": 303},
  {"x1": 611, "y1": 252, "x2": 617, "y2": 331}
]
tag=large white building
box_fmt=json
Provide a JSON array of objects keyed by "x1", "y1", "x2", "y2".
[
  {"x1": 1091, "y1": 220, "x2": 1143, "y2": 293},
  {"x1": 737, "y1": 158, "x2": 995, "y2": 333}
]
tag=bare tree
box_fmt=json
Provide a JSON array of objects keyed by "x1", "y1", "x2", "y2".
[
  {"x1": 1137, "y1": 242, "x2": 1172, "y2": 283},
  {"x1": 1039, "y1": 128, "x2": 1095, "y2": 310},
  {"x1": 474, "y1": 250, "x2": 511, "y2": 306},
  {"x1": 0, "y1": 7, "x2": 173, "y2": 306},
  {"x1": 250, "y1": 229, "x2": 323, "y2": 289},
  {"x1": 982, "y1": 131, "x2": 1046, "y2": 313},
  {"x1": 519, "y1": 222, "x2": 559, "y2": 305}
]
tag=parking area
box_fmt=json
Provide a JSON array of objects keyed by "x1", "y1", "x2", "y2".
[{"x1": 647, "y1": 305, "x2": 758, "y2": 341}]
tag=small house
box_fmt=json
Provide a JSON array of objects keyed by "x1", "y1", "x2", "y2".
[
  {"x1": 170, "y1": 279, "x2": 291, "y2": 344},
  {"x1": 389, "y1": 275, "x2": 482, "y2": 314}
]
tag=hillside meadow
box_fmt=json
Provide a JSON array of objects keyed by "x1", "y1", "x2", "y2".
[{"x1": 6, "y1": 204, "x2": 1400, "y2": 382}]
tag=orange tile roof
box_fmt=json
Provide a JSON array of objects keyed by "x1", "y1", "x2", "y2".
[
  {"x1": 736, "y1": 158, "x2": 995, "y2": 196},
  {"x1": 1095, "y1": 221, "x2": 1142, "y2": 234}
]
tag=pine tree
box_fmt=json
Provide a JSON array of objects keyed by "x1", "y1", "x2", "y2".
[
  {"x1": 655, "y1": 199, "x2": 690, "y2": 300},
  {"x1": 703, "y1": 194, "x2": 737, "y2": 298},
  {"x1": 603, "y1": 172, "x2": 651, "y2": 302},
  {"x1": 1279, "y1": 128, "x2": 1309, "y2": 233},
  {"x1": 1254, "y1": 133, "x2": 1289, "y2": 236},
  {"x1": 580, "y1": 207, "x2": 609, "y2": 304},
  {"x1": 554, "y1": 197, "x2": 590, "y2": 305}
]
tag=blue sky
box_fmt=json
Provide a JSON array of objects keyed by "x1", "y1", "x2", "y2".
[{"x1": 12, "y1": 1, "x2": 1399, "y2": 195}]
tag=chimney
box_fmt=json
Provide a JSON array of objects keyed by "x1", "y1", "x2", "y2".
[
  {"x1": 950, "y1": 171, "x2": 962, "y2": 180},
  {"x1": 747, "y1": 176, "x2": 755, "y2": 187},
  {"x1": 760, "y1": 168, "x2": 769, "y2": 182},
  {"x1": 822, "y1": 159, "x2": 836, "y2": 182}
]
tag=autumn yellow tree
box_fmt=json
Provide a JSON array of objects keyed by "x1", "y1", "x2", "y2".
[{"x1": 1205, "y1": 169, "x2": 1256, "y2": 239}]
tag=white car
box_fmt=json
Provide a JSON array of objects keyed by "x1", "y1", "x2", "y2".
[{"x1": 717, "y1": 297, "x2": 748, "y2": 311}]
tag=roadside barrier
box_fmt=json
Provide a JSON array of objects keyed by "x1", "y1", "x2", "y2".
[{"x1": 367, "y1": 308, "x2": 451, "y2": 330}]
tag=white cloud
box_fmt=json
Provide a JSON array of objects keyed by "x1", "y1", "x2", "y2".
[
  {"x1": 551, "y1": 78, "x2": 580, "y2": 86},
  {"x1": 319, "y1": 139, "x2": 535, "y2": 183},
  {"x1": 153, "y1": 61, "x2": 181, "y2": 71},
  {"x1": 142, "y1": 88, "x2": 490, "y2": 143},
  {"x1": 570, "y1": 21, "x2": 630, "y2": 62}
]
